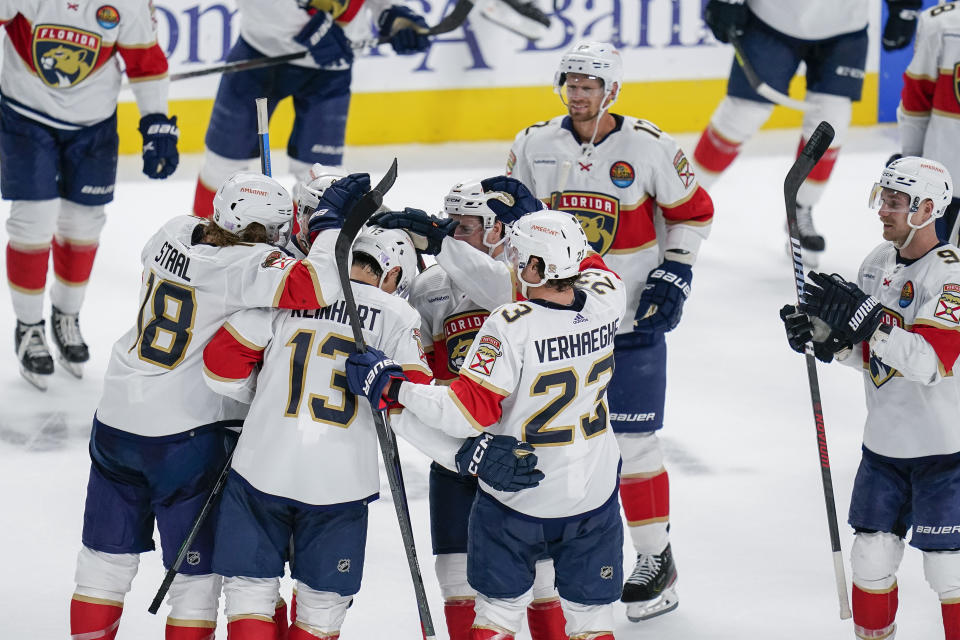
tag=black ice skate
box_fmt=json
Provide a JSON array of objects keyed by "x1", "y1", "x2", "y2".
[
  {"x1": 15, "y1": 320, "x2": 54, "y2": 391},
  {"x1": 621, "y1": 544, "x2": 679, "y2": 622},
  {"x1": 50, "y1": 306, "x2": 89, "y2": 379}
]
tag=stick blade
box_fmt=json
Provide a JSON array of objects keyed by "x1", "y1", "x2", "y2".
[
  {"x1": 784, "y1": 121, "x2": 835, "y2": 203},
  {"x1": 428, "y1": 0, "x2": 475, "y2": 35}
]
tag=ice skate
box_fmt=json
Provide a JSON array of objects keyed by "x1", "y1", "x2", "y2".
[
  {"x1": 15, "y1": 320, "x2": 54, "y2": 391},
  {"x1": 790, "y1": 203, "x2": 824, "y2": 267},
  {"x1": 621, "y1": 544, "x2": 679, "y2": 622},
  {"x1": 50, "y1": 306, "x2": 89, "y2": 379}
]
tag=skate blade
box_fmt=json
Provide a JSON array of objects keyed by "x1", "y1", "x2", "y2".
[
  {"x1": 57, "y1": 354, "x2": 84, "y2": 379},
  {"x1": 19, "y1": 367, "x2": 50, "y2": 391},
  {"x1": 625, "y1": 585, "x2": 679, "y2": 622}
]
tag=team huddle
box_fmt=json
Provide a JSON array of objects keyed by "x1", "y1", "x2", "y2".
[{"x1": 2, "y1": 0, "x2": 959, "y2": 639}]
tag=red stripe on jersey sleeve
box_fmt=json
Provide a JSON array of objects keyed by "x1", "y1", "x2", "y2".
[
  {"x1": 336, "y1": 0, "x2": 366, "y2": 24},
  {"x1": 579, "y1": 253, "x2": 620, "y2": 278},
  {"x1": 913, "y1": 325, "x2": 960, "y2": 374},
  {"x1": 932, "y1": 72, "x2": 960, "y2": 117},
  {"x1": 276, "y1": 263, "x2": 324, "y2": 309},
  {"x1": 660, "y1": 186, "x2": 713, "y2": 225},
  {"x1": 91, "y1": 44, "x2": 116, "y2": 75},
  {"x1": 118, "y1": 43, "x2": 168, "y2": 80},
  {"x1": 901, "y1": 73, "x2": 935, "y2": 113},
  {"x1": 404, "y1": 368, "x2": 433, "y2": 385},
  {"x1": 449, "y1": 375, "x2": 506, "y2": 428},
  {"x1": 609, "y1": 198, "x2": 656, "y2": 251},
  {"x1": 427, "y1": 342, "x2": 457, "y2": 381},
  {"x1": 203, "y1": 327, "x2": 264, "y2": 380},
  {"x1": 5, "y1": 15, "x2": 36, "y2": 72}
]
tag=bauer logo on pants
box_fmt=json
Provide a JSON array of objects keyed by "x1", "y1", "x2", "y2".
[{"x1": 32, "y1": 25, "x2": 102, "y2": 88}]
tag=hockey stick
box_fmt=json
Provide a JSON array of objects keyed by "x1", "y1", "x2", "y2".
[
  {"x1": 784, "y1": 120, "x2": 852, "y2": 621},
  {"x1": 256, "y1": 97, "x2": 272, "y2": 177},
  {"x1": 729, "y1": 30, "x2": 811, "y2": 112},
  {"x1": 168, "y1": 0, "x2": 475, "y2": 82},
  {"x1": 334, "y1": 160, "x2": 437, "y2": 640}
]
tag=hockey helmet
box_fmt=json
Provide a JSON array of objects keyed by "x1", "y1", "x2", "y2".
[
  {"x1": 869, "y1": 156, "x2": 952, "y2": 218},
  {"x1": 294, "y1": 165, "x2": 347, "y2": 244},
  {"x1": 444, "y1": 179, "x2": 516, "y2": 252},
  {"x1": 213, "y1": 172, "x2": 293, "y2": 246},
  {"x1": 352, "y1": 225, "x2": 419, "y2": 297},
  {"x1": 506, "y1": 209, "x2": 588, "y2": 291},
  {"x1": 554, "y1": 41, "x2": 623, "y2": 107}
]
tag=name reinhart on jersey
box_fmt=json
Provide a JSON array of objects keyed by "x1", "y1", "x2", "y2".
[
  {"x1": 290, "y1": 298, "x2": 382, "y2": 332},
  {"x1": 534, "y1": 318, "x2": 620, "y2": 363}
]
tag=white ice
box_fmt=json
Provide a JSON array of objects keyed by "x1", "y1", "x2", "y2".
[{"x1": 0, "y1": 125, "x2": 944, "y2": 638}]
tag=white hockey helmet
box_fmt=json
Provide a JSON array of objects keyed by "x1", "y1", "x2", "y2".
[
  {"x1": 554, "y1": 40, "x2": 623, "y2": 107},
  {"x1": 213, "y1": 172, "x2": 293, "y2": 246},
  {"x1": 352, "y1": 225, "x2": 419, "y2": 297},
  {"x1": 507, "y1": 209, "x2": 588, "y2": 292},
  {"x1": 869, "y1": 156, "x2": 953, "y2": 248},
  {"x1": 294, "y1": 166, "x2": 347, "y2": 243},
  {"x1": 444, "y1": 179, "x2": 516, "y2": 253}
]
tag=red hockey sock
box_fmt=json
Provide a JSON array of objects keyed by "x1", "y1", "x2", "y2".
[
  {"x1": 165, "y1": 618, "x2": 216, "y2": 640},
  {"x1": 943, "y1": 600, "x2": 960, "y2": 640},
  {"x1": 852, "y1": 583, "x2": 898, "y2": 639},
  {"x1": 693, "y1": 124, "x2": 742, "y2": 174},
  {"x1": 527, "y1": 599, "x2": 567, "y2": 640},
  {"x1": 470, "y1": 627, "x2": 514, "y2": 640},
  {"x1": 52, "y1": 237, "x2": 97, "y2": 286},
  {"x1": 273, "y1": 597, "x2": 289, "y2": 640},
  {"x1": 7, "y1": 242, "x2": 50, "y2": 294},
  {"x1": 288, "y1": 622, "x2": 339, "y2": 639},
  {"x1": 193, "y1": 177, "x2": 217, "y2": 218},
  {"x1": 619, "y1": 470, "x2": 669, "y2": 525},
  {"x1": 445, "y1": 598, "x2": 476, "y2": 640},
  {"x1": 290, "y1": 591, "x2": 297, "y2": 628},
  {"x1": 227, "y1": 617, "x2": 276, "y2": 640},
  {"x1": 70, "y1": 594, "x2": 122, "y2": 640},
  {"x1": 796, "y1": 137, "x2": 840, "y2": 183}
]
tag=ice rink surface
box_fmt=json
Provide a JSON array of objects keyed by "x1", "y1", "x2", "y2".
[{"x1": 0, "y1": 125, "x2": 945, "y2": 638}]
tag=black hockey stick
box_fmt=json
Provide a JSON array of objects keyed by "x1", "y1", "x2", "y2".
[
  {"x1": 169, "y1": 0, "x2": 475, "y2": 82},
  {"x1": 148, "y1": 447, "x2": 235, "y2": 615},
  {"x1": 334, "y1": 160, "x2": 437, "y2": 640},
  {"x1": 729, "y1": 29, "x2": 810, "y2": 112},
  {"x1": 784, "y1": 120, "x2": 852, "y2": 621}
]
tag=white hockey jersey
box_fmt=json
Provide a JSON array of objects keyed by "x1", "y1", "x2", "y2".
[
  {"x1": 96, "y1": 216, "x2": 343, "y2": 438},
  {"x1": 507, "y1": 115, "x2": 712, "y2": 329},
  {"x1": 0, "y1": 0, "x2": 169, "y2": 128},
  {"x1": 202, "y1": 282, "x2": 440, "y2": 506},
  {"x1": 837, "y1": 242, "x2": 960, "y2": 459},
  {"x1": 748, "y1": 0, "x2": 868, "y2": 41},
  {"x1": 399, "y1": 266, "x2": 627, "y2": 518},
  {"x1": 898, "y1": 3, "x2": 960, "y2": 199}
]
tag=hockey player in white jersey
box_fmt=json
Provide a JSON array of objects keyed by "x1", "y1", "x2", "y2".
[
  {"x1": 698, "y1": 0, "x2": 918, "y2": 261},
  {"x1": 201, "y1": 224, "x2": 542, "y2": 640},
  {"x1": 896, "y1": 0, "x2": 960, "y2": 245},
  {"x1": 780, "y1": 157, "x2": 960, "y2": 640},
  {"x1": 347, "y1": 210, "x2": 627, "y2": 640},
  {"x1": 69, "y1": 171, "x2": 372, "y2": 640}
]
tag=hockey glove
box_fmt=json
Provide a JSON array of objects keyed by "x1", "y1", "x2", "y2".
[
  {"x1": 307, "y1": 173, "x2": 371, "y2": 239},
  {"x1": 294, "y1": 11, "x2": 354, "y2": 67},
  {"x1": 345, "y1": 347, "x2": 407, "y2": 411},
  {"x1": 371, "y1": 209, "x2": 458, "y2": 255},
  {"x1": 139, "y1": 114, "x2": 179, "y2": 179},
  {"x1": 479, "y1": 176, "x2": 545, "y2": 225},
  {"x1": 704, "y1": 0, "x2": 748, "y2": 44},
  {"x1": 633, "y1": 260, "x2": 693, "y2": 334},
  {"x1": 883, "y1": 0, "x2": 922, "y2": 51},
  {"x1": 779, "y1": 304, "x2": 851, "y2": 364},
  {"x1": 455, "y1": 432, "x2": 544, "y2": 492},
  {"x1": 886, "y1": 153, "x2": 903, "y2": 168},
  {"x1": 799, "y1": 272, "x2": 885, "y2": 344},
  {"x1": 378, "y1": 6, "x2": 431, "y2": 55}
]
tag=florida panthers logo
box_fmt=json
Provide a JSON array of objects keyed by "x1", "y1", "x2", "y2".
[
  {"x1": 868, "y1": 310, "x2": 903, "y2": 387},
  {"x1": 33, "y1": 25, "x2": 101, "y2": 88},
  {"x1": 443, "y1": 311, "x2": 488, "y2": 375},
  {"x1": 555, "y1": 191, "x2": 620, "y2": 255}
]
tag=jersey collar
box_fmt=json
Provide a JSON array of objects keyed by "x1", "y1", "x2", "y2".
[
  {"x1": 561, "y1": 114, "x2": 624, "y2": 146},
  {"x1": 528, "y1": 287, "x2": 587, "y2": 312}
]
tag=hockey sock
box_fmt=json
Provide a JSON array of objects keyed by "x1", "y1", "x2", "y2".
[
  {"x1": 51, "y1": 238, "x2": 97, "y2": 314},
  {"x1": 165, "y1": 618, "x2": 216, "y2": 640},
  {"x1": 693, "y1": 124, "x2": 742, "y2": 177},
  {"x1": 273, "y1": 597, "x2": 289, "y2": 640},
  {"x1": 852, "y1": 582, "x2": 898, "y2": 639},
  {"x1": 445, "y1": 598, "x2": 476, "y2": 640},
  {"x1": 620, "y1": 470, "x2": 669, "y2": 536},
  {"x1": 470, "y1": 627, "x2": 515, "y2": 640},
  {"x1": 290, "y1": 591, "x2": 297, "y2": 629},
  {"x1": 7, "y1": 242, "x2": 50, "y2": 324},
  {"x1": 288, "y1": 622, "x2": 339, "y2": 639},
  {"x1": 943, "y1": 600, "x2": 960, "y2": 640},
  {"x1": 193, "y1": 177, "x2": 217, "y2": 218},
  {"x1": 227, "y1": 616, "x2": 276, "y2": 640},
  {"x1": 70, "y1": 594, "x2": 123, "y2": 640},
  {"x1": 527, "y1": 599, "x2": 567, "y2": 640}
]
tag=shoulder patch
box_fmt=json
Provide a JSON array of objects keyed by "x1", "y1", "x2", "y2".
[
  {"x1": 935, "y1": 287, "x2": 960, "y2": 324},
  {"x1": 506, "y1": 150, "x2": 517, "y2": 176},
  {"x1": 673, "y1": 150, "x2": 695, "y2": 188},
  {"x1": 468, "y1": 342, "x2": 501, "y2": 377},
  {"x1": 261, "y1": 250, "x2": 296, "y2": 270}
]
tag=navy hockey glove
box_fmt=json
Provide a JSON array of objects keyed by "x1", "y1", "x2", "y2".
[
  {"x1": 345, "y1": 347, "x2": 407, "y2": 411},
  {"x1": 886, "y1": 153, "x2": 903, "y2": 168},
  {"x1": 704, "y1": 0, "x2": 748, "y2": 44},
  {"x1": 799, "y1": 272, "x2": 884, "y2": 344},
  {"x1": 455, "y1": 432, "x2": 544, "y2": 492},
  {"x1": 378, "y1": 6, "x2": 431, "y2": 55},
  {"x1": 633, "y1": 260, "x2": 693, "y2": 334},
  {"x1": 371, "y1": 209, "x2": 458, "y2": 255},
  {"x1": 883, "y1": 0, "x2": 922, "y2": 51},
  {"x1": 294, "y1": 11, "x2": 354, "y2": 67},
  {"x1": 479, "y1": 176, "x2": 545, "y2": 224},
  {"x1": 779, "y1": 304, "x2": 851, "y2": 364},
  {"x1": 308, "y1": 173, "x2": 371, "y2": 239},
  {"x1": 139, "y1": 114, "x2": 179, "y2": 179}
]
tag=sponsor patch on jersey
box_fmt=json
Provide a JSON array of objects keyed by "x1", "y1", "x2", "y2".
[
  {"x1": 444, "y1": 311, "x2": 489, "y2": 375},
  {"x1": 33, "y1": 25, "x2": 102, "y2": 88},
  {"x1": 935, "y1": 291, "x2": 960, "y2": 324},
  {"x1": 506, "y1": 150, "x2": 517, "y2": 177},
  {"x1": 609, "y1": 161, "x2": 635, "y2": 188},
  {"x1": 261, "y1": 250, "x2": 296, "y2": 270},
  {"x1": 479, "y1": 335, "x2": 501, "y2": 350},
  {"x1": 96, "y1": 5, "x2": 120, "y2": 29},
  {"x1": 555, "y1": 191, "x2": 620, "y2": 255},
  {"x1": 899, "y1": 280, "x2": 914, "y2": 308},
  {"x1": 673, "y1": 150, "x2": 695, "y2": 188},
  {"x1": 468, "y1": 343, "x2": 501, "y2": 376}
]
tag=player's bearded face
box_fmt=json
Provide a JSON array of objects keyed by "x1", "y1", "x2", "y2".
[{"x1": 561, "y1": 73, "x2": 606, "y2": 122}]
